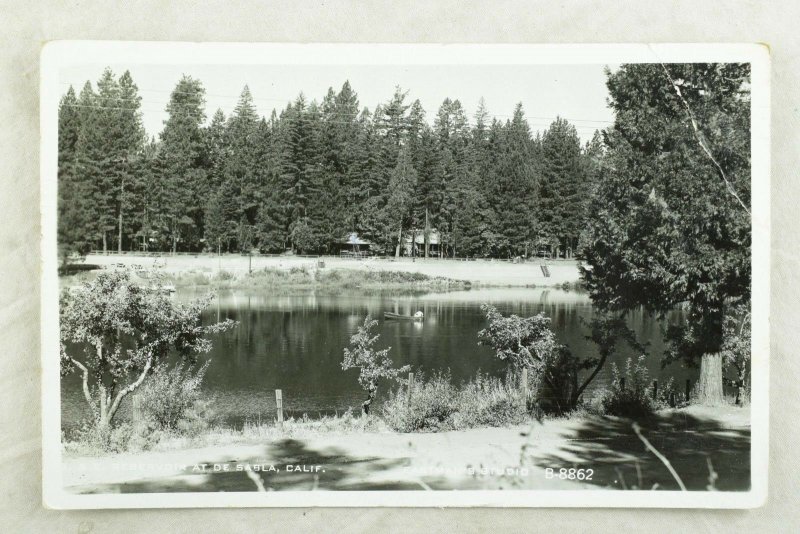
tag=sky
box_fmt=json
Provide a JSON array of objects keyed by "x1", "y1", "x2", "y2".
[{"x1": 59, "y1": 63, "x2": 618, "y2": 143}]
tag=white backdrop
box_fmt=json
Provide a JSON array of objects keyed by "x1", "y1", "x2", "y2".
[{"x1": 1, "y1": 0, "x2": 798, "y2": 531}]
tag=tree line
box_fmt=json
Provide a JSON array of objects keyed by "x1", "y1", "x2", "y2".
[
  {"x1": 58, "y1": 63, "x2": 753, "y2": 407},
  {"x1": 57, "y1": 69, "x2": 603, "y2": 258}
]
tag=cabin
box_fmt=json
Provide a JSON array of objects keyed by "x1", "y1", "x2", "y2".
[
  {"x1": 336, "y1": 232, "x2": 373, "y2": 258},
  {"x1": 403, "y1": 229, "x2": 442, "y2": 257}
]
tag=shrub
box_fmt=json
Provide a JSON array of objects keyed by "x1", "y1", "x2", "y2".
[
  {"x1": 477, "y1": 305, "x2": 559, "y2": 371},
  {"x1": 455, "y1": 373, "x2": 530, "y2": 428},
  {"x1": 137, "y1": 360, "x2": 211, "y2": 431},
  {"x1": 342, "y1": 316, "x2": 410, "y2": 415},
  {"x1": 289, "y1": 265, "x2": 309, "y2": 276},
  {"x1": 380, "y1": 370, "x2": 533, "y2": 432},
  {"x1": 538, "y1": 346, "x2": 583, "y2": 415},
  {"x1": 599, "y1": 355, "x2": 658, "y2": 417},
  {"x1": 214, "y1": 269, "x2": 235, "y2": 281},
  {"x1": 381, "y1": 371, "x2": 458, "y2": 432},
  {"x1": 174, "y1": 271, "x2": 211, "y2": 286},
  {"x1": 67, "y1": 418, "x2": 168, "y2": 454}
]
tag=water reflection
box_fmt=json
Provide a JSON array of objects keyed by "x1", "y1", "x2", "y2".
[{"x1": 62, "y1": 287, "x2": 696, "y2": 429}]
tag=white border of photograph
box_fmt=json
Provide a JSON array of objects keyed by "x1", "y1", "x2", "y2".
[{"x1": 40, "y1": 42, "x2": 770, "y2": 509}]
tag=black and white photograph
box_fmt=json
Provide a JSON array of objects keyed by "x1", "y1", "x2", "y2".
[{"x1": 39, "y1": 42, "x2": 769, "y2": 509}]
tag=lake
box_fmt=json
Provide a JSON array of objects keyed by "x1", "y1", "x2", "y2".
[{"x1": 61, "y1": 287, "x2": 698, "y2": 430}]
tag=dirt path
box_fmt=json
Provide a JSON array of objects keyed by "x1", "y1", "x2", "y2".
[{"x1": 63, "y1": 406, "x2": 750, "y2": 494}]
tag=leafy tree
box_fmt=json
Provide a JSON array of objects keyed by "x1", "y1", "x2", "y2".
[
  {"x1": 478, "y1": 304, "x2": 632, "y2": 413},
  {"x1": 288, "y1": 217, "x2": 320, "y2": 254},
  {"x1": 477, "y1": 304, "x2": 559, "y2": 372},
  {"x1": 342, "y1": 316, "x2": 410, "y2": 415},
  {"x1": 59, "y1": 270, "x2": 236, "y2": 432},
  {"x1": 582, "y1": 63, "x2": 751, "y2": 405}
]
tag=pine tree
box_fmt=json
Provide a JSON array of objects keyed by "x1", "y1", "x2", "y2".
[
  {"x1": 202, "y1": 109, "x2": 229, "y2": 250},
  {"x1": 157, "y1": 75, "x2": 207, "y2": 252},
  {"x1": 70, "y1": 70, "x2": 144, "y2": 253},
  {"x1": 385, "y1": 147, "x2": 419, "y2": 256},
  {"x1": 114, "y1": 71, "x2": 147, "y2": 252},
  {"x1": 539, "y1": 117, "x2": 585, "y2": 258},
  {"x1": 57, "y1": 86, "x2": 93, "y2": 259},
  {"x1": 280, "y1": 94, "x2": 323, "y2": 252},
  {"x1": 487, "y1": 104, "x2": 537, "y2": 257},
  {"x1": 434, "y1": 98, "x2": 472, "y2": 255},
  {"x1": 221, "y1": 85, "x2": 261, "y2": 251},
  {"x1": 255, "y1": 111, "x2": 289, "y2": 252}
]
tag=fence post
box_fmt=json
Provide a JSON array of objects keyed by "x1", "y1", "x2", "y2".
[
  {"x1": 407, "y1": 373, "x2": 415, "y2": 405},
  {"x1": 275, "y1": 389, "x2": 284, "y2": 427},
  {"x1": 521, "y1": 367, "x2": 529, "y2": 398},
  {"x1": 652, "y1": 380, "x2": 658, "y2": 400},
  {"x1": 685, "y1": 379, "x2": 691, "y2": 402}
]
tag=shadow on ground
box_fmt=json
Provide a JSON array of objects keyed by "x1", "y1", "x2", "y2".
[
  {"x1": 76, "y1": 438, "x2": 450, "y2": 493},
  {"x1": 71, "y1": 411, "x2": 750, "y2": 494},
  {"x1": 529, "y1": 411, "x2": 750, "y2": 491}
]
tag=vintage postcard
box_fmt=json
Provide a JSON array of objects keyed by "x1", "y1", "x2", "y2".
[{"x1": 41, "y1": 42, "x2": 769, "y2": 508}]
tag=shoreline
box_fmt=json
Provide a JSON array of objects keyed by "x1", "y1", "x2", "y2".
[{"x1": 69, "y1": 253, "x2": 585, "y2": 288}]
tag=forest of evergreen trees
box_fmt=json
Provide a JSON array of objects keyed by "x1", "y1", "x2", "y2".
[{"x1": 57, "y1": 68, "x2": 605, "y2": 258}]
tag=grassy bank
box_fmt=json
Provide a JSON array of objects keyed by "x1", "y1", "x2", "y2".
[
  {"x1": 170, "y1": 266, "x2": 472, "y2": 292},
  {"x1": 78, "y1": 253, "x2": 584, "y2": 287},
  {"x1": 60, "y1": 266, "x2": 473, "y2": 293}
]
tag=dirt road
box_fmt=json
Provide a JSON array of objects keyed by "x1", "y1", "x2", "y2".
[{"x1": 62, "y1": 406, "x2": 750, "y2": 494}]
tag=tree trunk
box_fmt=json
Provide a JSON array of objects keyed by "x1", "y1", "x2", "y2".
[
  {"x1": 118, "y1": 177, "x2": 124, "y2": 253},
  {"x1": 395, "y1": 225, "x2": 402, "y2": 258},
  {"x1": 694, "y1": 352, "x2": 724, "y2": 405},
  {"x1": 362, "y1": 386, "x2": 376, "y2": 415},
  {"x1": 172, "y1": 234, "x2": 177, "y2": 255},
  {"x1": 424, "y1": 208, "x2": 430, "y2": 258},
  {"x1": 102, "y1": 231, "x2": 107, "y2": 254},
  {"x1": 98, "y1": 384, "x2": 109, "y2": 429}
]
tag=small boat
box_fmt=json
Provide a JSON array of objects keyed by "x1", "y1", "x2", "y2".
[{"x1": 384, "y1": 311, "x2": 424, "y2": 321}]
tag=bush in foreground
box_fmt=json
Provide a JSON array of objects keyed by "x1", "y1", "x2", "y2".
[
  {"x1": 599, "y1": 355, "x2": 661, "y2": 417},
  {"x1": 137, "y1": 360, "x2": 212, "y2": 432},
  {"x1": 380, "y1": 371, "x2": 532, "y2": 432}
]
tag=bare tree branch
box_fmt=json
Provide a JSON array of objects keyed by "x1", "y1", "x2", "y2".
[
  {"x1": 68, "y1": 356, "x2": 97, "y2": 418},
  {"x1": 659, "y1": 63, "x2": 751, "y2": 216},
  {"x1": 107, "y1": 350, "x2": 154, "y2": 421},
  {"x1": 632, "y1": 422, "x2": 687, "y2": 491}
]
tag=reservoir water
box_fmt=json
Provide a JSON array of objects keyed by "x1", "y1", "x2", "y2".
[{"x1": 61, "y1": 287, "x2": 698, "y2": 429}]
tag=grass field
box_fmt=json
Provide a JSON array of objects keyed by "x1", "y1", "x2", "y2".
[{"x1": 75, "y1": 253, "x2": 583, "y2": 287}]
